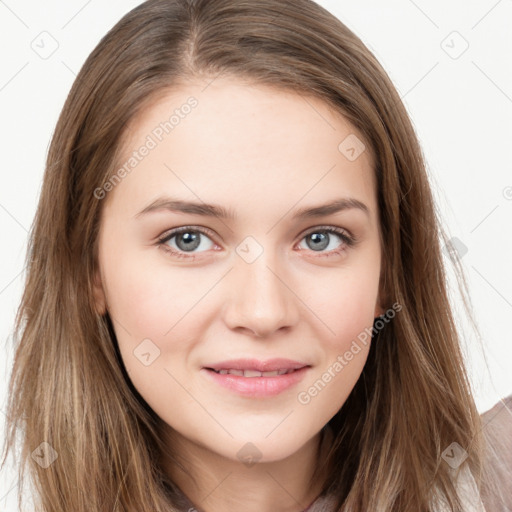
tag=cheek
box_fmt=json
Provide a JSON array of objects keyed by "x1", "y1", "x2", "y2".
[
  {"x1": 306, "y1": 260, "x2": 380, "y2": 347},
  {"x1": 297, "y1": 287, "x2": 374, "y2": 420},
  {"x1": 100, "y1": 245, "x2": 218, "y2": 384},
  {"x1": 101, "y1": 245, "x2": 205, "y2": 339},
  {"x1": 294, "y1": 256, "x2": 379, "y2": 413},
  {"x1": 100, "y1": 251, "x2": 200, "y2": 413}
]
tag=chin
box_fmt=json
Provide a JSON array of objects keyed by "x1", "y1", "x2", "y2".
[{"x1": 220, "y1": 429, "x2": 315, "y2": 465}]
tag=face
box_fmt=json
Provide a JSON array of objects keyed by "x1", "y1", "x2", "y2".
[{"x1": 94, "y1": 77, "x2": 384, "y2": 465}]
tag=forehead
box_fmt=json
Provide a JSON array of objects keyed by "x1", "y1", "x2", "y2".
[{"x1": 108, "y1": 77, "x2": 377, "y2": 220}]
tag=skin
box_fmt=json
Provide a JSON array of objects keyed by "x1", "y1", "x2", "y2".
[{"x1": 94, "y1": 77, "x2": 384, "y2": 512}]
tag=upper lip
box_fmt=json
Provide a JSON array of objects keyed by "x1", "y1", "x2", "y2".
[{"x1": 204, "y1": 358, "x2": 309, "y2": 372}]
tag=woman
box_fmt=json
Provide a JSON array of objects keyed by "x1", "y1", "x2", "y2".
[{"x1": 2, "y1": 0, "x2": 509, "y2": 510}]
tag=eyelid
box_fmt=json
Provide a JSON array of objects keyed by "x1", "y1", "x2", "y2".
[
  {"x1": 157, "y1": 224, "x2": 354, "y2": 243},
  {"x1": 157, "y1": 225, "x2": 218, "y2": 244},
  {"x1": 156, "y1": 224, "x2": 356, "y2": 258},
  {"x1": 299, "y1": 224, "x2": 354, "y2": 240}
]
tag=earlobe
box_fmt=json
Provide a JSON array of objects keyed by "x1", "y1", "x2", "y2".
[
  {"x1": 374, "y1": 305, "x2": 385, "y2": 319},
  {"x1": 92, "y1": 269, "x2": 107, "y2": 315},
  {"x1": 374, "y1": 292, "x2": 386, "y2": 319}
]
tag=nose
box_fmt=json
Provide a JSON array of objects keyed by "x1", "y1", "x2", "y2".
[{"x1": 222, "y1": 252, "x2": 300, "y2": 338}]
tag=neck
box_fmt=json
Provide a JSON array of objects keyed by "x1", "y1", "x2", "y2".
[{"x1": 159, "y1": 426, "x2": 330, "y2": 512}]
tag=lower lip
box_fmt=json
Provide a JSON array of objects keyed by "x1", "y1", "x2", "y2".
[{"x1": 201, "y1": 367, "x2": 310, "y2": 397}]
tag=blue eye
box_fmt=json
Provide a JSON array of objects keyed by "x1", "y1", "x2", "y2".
[
  {"x1": 157, "y1": 227, "x2": 216, "y2": 258},
  {"x1": 157, "y1": 225, "x2": 356, "y2": 260},
  {"x1": 297, "y1": 227, "x2": 355, "y2": 256}
]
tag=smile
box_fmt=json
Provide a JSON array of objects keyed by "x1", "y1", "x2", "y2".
[
  {"x1": 201, "y1": 366, "x2": 309, "y2": 397},
  {"x1": 209, "y1": 368, "x2": 296, "y2": 377}
]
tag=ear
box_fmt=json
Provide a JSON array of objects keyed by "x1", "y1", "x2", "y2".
[
  {"x1": 374, "y1": 290, "x2": 385, "y2": 319},
  {"x1": 92, "y1": 268, "x2": 107, "y2": 315}
]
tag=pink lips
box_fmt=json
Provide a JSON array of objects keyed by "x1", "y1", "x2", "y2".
[
  {"x1": 205, "y1": 358, "x2": 307, "y2": 372},
  {"x1": 201, "y1": 358, "x2": 310, "y2": 397}
]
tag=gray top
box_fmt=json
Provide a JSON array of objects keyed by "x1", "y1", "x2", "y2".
[{"x1": 172, "y1": 491, "x2": 338, "y2": 512}]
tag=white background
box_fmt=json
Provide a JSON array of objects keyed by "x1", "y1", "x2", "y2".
[{"x1": 1, "y1": 0, "x2": 511, "y2": 509}]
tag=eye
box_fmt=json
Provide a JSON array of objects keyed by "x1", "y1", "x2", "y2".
[
  {"x1": 156, "y1": 225, "x2": 357, "y2": 260},
  {"x1": 157, "y1": 226, "x2": 217, "y2": 259},
  {"x1": 297, "y1": 226, "x2": 356, "y2": 256}
]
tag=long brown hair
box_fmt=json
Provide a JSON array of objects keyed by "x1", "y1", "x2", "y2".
[{"x1": 1, "y1": 0, "x2": 501, "y2": 510}]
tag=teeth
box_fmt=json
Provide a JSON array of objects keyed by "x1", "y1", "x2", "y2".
[
  {"x1": 244, "y1": 370, "x2": 263, "y2": 377},
  {"x1": 212, "y1": 368, "x2": 296, "y2": 377}
]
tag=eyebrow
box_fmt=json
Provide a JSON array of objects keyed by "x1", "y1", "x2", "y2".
[{"x1": 135, "y1": 196, "x2": 370, "y2": 220}]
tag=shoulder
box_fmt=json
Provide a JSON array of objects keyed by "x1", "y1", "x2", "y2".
[{"x1": 479, "y1": 393, "x2": 512, "y2": 511}]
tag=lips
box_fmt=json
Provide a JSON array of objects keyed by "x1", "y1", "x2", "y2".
[
  {"x1": 201, "y1": 358, "x2": 310, "y2": 397},
  {"x1": 204, "y1": 358, "x2": 308, "y2": 373},
  {"x1": 210, "y1": 368, "x2": 295, "y2": 377}
]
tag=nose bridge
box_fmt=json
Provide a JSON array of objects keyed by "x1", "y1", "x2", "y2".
[{"x1": 223, "y1": 237, "x2": 298, "y2": 336}]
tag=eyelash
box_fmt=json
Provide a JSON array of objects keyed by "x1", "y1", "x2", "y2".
[{"x1": 156, "y1": 225, "x2": 357, "y2": 260}]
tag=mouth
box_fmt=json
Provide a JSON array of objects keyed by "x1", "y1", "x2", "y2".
[
  {"x1": 201, "y1": 364, "x2": 310, "y2": 397},
  {"x1": 206, "y1": 368, "x2": 298, "y2": 377}
]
